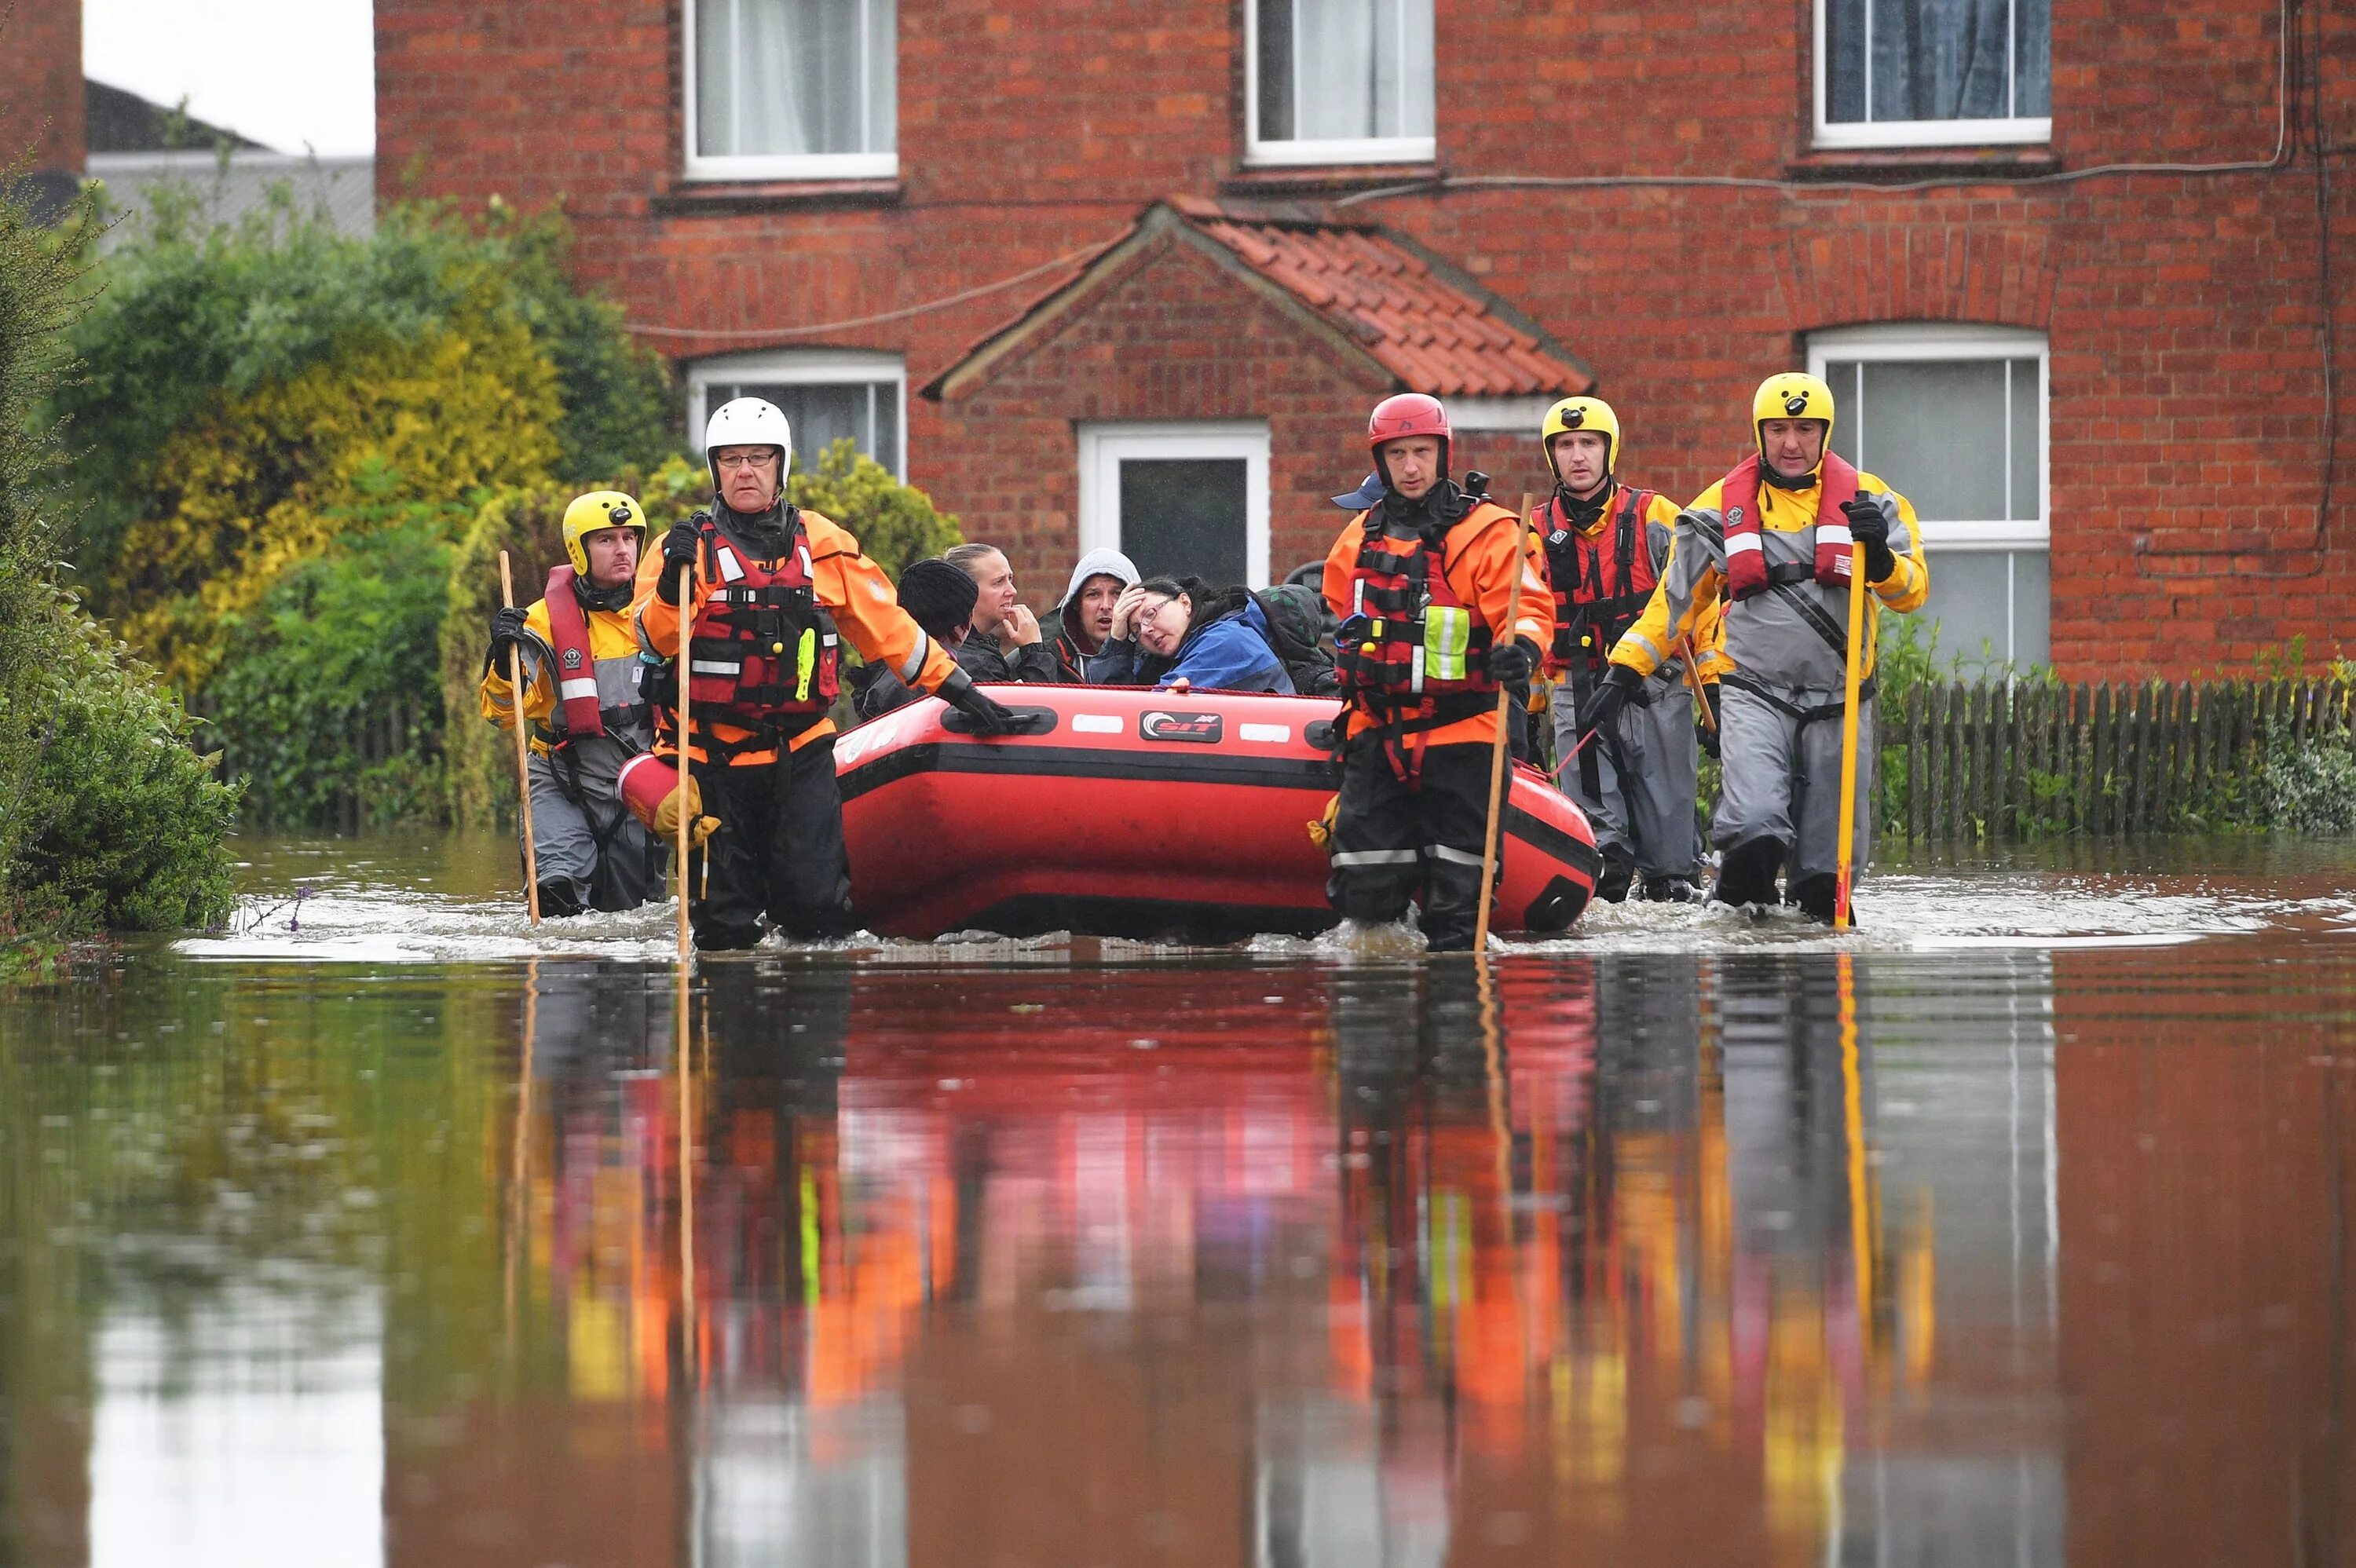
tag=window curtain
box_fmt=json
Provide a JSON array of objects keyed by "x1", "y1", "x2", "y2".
[
  {"x1": 1825, "y1": 0, "x2": 2050, "y2": 122},
  {"x1": 1275, "y1": 0, "x2": 1433, "y2": 143},
  {"x1": 697, "y1": 0, "x2": 896, "y2": 158}
]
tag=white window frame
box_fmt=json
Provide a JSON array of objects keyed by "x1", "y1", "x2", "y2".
[
  {"x1": 682, "y1": 0, "x2": 899, "y2": 182},
  {"x1": 686, "y1": 349, "x2": 907, "y2": 477},
  {"x1": 1811, "y1": 0, "x2": 2051, "y2": 149},
  {"x1": 1077, "y1": 422, "x2": 1272, "y2": 589},
  {"x1": 1241, "y1": 0, "x2": 1437, "y2": 169},
  {"x1": 1810, "y1": 323, "x2": 2050, "y2": 666}
]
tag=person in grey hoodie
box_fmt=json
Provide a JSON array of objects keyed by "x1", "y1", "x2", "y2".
[
  {"x1": 1049, "y1": 546, "x2": 1141, "y2": 681},
  {"x1": 944, "y1": 543, "x2": 1060, "y2": 684}
]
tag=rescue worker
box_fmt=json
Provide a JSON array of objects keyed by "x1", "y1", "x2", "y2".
[
  {"x1": 1595, "y1": 373, "x2": 1927, "y2": 921},
  {"x1": 1049, "y1": 546, "x2": 1140, "y2": 681},
  {"x1": 1321, "y1": 394, "x2": 1552, "y2": 952},
  {"x1": 637, "y1": 398, "x2": 1017, "y2": 950},
  {"x1": 1531, "y1": 397, "x2": 1717, "y2": 904},
  {"x1": 480, "y1": 490, "x2": 697, "y2": 916}
]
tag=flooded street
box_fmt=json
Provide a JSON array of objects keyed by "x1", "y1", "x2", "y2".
[{"x1": 4, "y1": 836, "x2": 2354, "y2": 1566}]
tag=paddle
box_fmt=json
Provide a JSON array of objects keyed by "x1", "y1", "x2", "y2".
[
  {"x1": 675, "y1": 561, "x2": 693, "y2": 963},
  {"x1": 1833, "y1": 535, "x2": 1869, "y2": 927},
  {"x1": 497, "y1": 552, "x2": 540, "y2": 926},
  {"x1": 1472, "y1": 499, "x2": 1537, "y2": 954}
]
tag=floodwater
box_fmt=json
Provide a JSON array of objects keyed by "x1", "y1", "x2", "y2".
[{"x1": 3, "y1": 835, "x2": 2353, "y2": 1566}]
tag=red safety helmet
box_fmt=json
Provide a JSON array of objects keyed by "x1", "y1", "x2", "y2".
[{"x1": 1366, "y1": 393, "x2": 1451, "y2": 484}]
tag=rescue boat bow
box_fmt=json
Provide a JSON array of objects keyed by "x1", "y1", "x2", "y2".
[{"x1": 836, "y1": 685, "x2": 1600, "y2": 941}]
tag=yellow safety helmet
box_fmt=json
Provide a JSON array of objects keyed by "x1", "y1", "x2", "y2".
[
  {"x1": 1751, "y1": 371, "x2": 1836, "y2": 466},
  {"x1": 561, "y1": 489, "x2": 648, "y2": 576},
  {"x1": 1540, "y1": 396, "x2": 1621, "y2": 484}
]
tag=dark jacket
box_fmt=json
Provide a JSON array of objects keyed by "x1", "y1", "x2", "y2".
[
  {"x1": 953, "y1": 627, "x2": 1059, "y2": 685},
  {"x1": 1087, "y1": 598, "x2": 1296, "y2": 694}
]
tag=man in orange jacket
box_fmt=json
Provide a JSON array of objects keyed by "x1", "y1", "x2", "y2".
[
  {"x1": 636, "y1": 398, "x2": 1016, "y2": 949},
  {"x1": 1321, "y1": 394, "x2": 1553, "y2": 952}
]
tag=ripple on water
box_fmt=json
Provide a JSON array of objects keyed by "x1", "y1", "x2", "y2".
[{"x1": 177, "y1": 847, "x2": 2356, "y2": 966}]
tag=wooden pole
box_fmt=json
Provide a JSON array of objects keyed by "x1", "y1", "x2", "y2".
[
  {"x1": 1472, "y1": 499, "x2": 1537, "y2": 954},
  {"x1": 675, "y1": 562, "x2": 693, "y2": 964},
  {"x1": 498, "y1": 552, "x2": 541, "y2": 926},
  {"x1": 1832, "y1": 535, "x2": 1869, "y2": 927}
]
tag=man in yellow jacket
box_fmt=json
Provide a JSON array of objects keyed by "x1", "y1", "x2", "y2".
[
  {"x1": 635, "y1": 398, "x2": 1015, "y2": 949},
  {"x1": 1597, "y1": 373, "x2": 1928, "y2": 920},
  {"x1": 1530, "y1": 395, "x2": 1722, "y2": 904},
  {"x1": 481, "y1": 491, "x2": 681, "y2": 916}
]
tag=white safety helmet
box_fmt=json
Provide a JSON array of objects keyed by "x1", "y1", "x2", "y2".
[{"x1": 703, "y1": 397, "x2": 793, "y2": 501}]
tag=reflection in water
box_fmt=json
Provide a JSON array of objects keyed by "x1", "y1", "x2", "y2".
[
  {"x1": 89, "y1": 1281, "x2": 383, "y2": 1568},
  {"x1": 3, "y1": 934, "x2": 2350, "y2": 1565}
]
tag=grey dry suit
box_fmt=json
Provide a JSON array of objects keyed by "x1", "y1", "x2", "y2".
[
  {"x1": 1540, "y1": 484, "x2": 1703, "y2": 890},
  {"x1": 486, "y1": 587, "x2": 667, "y2": 916},
  {"x1": 1608, "y1": 465, "x2": 1927, "y2": 908}
]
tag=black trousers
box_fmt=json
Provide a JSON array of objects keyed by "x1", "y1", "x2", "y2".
[
  {"x1": 690, "y1": 736, "x2": 855, "y2": 949},
  {"x1": 1325, "y1": 736, "x2": 1502, "y2": 952}
]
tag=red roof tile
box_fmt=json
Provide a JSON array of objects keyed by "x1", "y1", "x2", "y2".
[{"x1": 1176, "y1": 199, "x2": 1590, "y2": 398}]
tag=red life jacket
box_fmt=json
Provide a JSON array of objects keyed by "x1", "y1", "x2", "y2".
[
  {"x1": 1333, "y1": 505, "x2": 1512, "y2": 777},
  {"x1": 541, "y1": 566, "x2": 609, "y2": 739},
  {"x1": 1719, "y1": 452, "x2": 1862, "y2": 601},
  {"x1": 657, "y1": 511, "x2": 840, "y2": 760},
  {"x1": 537, "y1": 566, "x2": 652, "y2": 746},
  {"x1": 1541, "y1": 484, "x2": 1658, "y2": 669}
]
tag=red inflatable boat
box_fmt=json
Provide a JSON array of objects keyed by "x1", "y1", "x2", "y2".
[{"x1": 835, "y1": 685, "x2": 1600, "y2": 941}]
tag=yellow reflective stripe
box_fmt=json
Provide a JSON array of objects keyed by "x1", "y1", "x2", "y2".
[{"x1": 1422, "y1": 607, "x2": 1470, "y2": 682}]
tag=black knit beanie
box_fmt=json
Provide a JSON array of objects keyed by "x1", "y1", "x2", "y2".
[{"x1": 896, "y1": 558, "x2": 980, "y2": 640}]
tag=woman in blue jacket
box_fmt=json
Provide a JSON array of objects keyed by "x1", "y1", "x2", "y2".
[{"x1": 1086, "y1": 577, "x2": 1296, "y2": 694}]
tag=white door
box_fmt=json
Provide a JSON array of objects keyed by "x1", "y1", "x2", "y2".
[{"x1": 1077, "y1": 422, "x2": 1271, "y2": 588}]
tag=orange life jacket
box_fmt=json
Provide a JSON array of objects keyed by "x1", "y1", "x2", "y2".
[
  {"x1": 651, "y1": 511, "x2": 841, "y2": 763},
  {"x1": 1719, "y1": 452, "x2": 1862, "y2": 601},
  {"x1": 1541, "y1": 485, "x2": 1657, "y2": 670},
  {"x1": 1334, "y1": 510, "x2": 1505, "y2": 779}
]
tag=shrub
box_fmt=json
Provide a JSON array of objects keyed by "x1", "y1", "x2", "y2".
[
  {"x1": 789, "y1": 438, "x2": 962, "y2": 579},
  {"x1": 207, "y1": 499, "x2": 468, "y2": 829},
  {"x1": 0, "y1": 170, "x2": 236, "y2": 946},
  {"x1": 3, "y1": 607, "x2": 240, "y2": 931},
  {"x1": 53, "y1": 198, "x2": 680, "y2": 696},
  {"x1": 2252, "y1": 732, "x2": 2356, "y2": 834}
]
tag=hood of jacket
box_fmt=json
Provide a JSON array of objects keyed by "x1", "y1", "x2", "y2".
[{"x1": 1053, "y1": 547, "x2": 1141, "y2": 612}]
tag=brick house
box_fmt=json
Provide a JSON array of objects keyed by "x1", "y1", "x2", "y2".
[{"x1": 20, "y1": 0, "x2": 2335, "y2": 678}]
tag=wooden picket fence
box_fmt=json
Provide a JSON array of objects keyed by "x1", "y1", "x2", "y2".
[{"x1": 1882, "y1": 678, "x2": 2354, "y2": 841}]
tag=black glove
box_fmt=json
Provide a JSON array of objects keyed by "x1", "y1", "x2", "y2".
[
  {"x1": 1840, "y1": 496, "x2": 1897, "y2": 583},
  {"x1": 1576, "y1": 663, "x2": 1647, "y2": 748},
  {"x1": 1485, "y1": 636, "x2": 1538, "y2": 685},
  {"x1": 653, "y1": 522, "x2": 701, "y2": 603},
  {"x1": 1697, "y1": 713, "x2": 1722, "y2": 760},
  {"x1": 939, "y1": 669, "x2": 1020, "y2": 736},
  {"x1": 483, "y1": 605, "x2": 529, "y2": 675}
]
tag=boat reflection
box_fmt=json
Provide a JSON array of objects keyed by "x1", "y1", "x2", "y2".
[{"x1": 379, "y1": 952, "x2": 2062, "y2": 1566}]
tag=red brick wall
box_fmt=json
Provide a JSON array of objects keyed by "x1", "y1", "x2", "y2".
[
  {"x1": 375, "y1": 0, "x2": 2356, "y2": 678},
  {"x1": 0, "y1": 0, "x2": 86, "y2": 175}
]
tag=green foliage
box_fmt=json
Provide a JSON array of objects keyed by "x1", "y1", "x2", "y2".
[
  {"x1": 474, "y1": 199, "x2": 682, "y2": 483},
  {"x1": 2252, "y1": 731, "x2": 2356, "y2": 834},
  {"x1": 789, "y1": 438, "x2": 963, "y2": 579},
  {"x1": 207, "y1": 502, "x2": 468, "y2": 829},
  {"x1": 4, "y1": 608, "x2": 240, "y2": 932},
  {"x1": 52, "y1": 196, "x2": 679, "y2": 694},
  {"x1": 0, "y1": 167, "x2": 236, "y2": 948}
]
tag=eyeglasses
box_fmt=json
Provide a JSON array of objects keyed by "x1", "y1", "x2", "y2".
[{"x1": 714, "y1": 452, "x2": 777, "y2": 472}]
